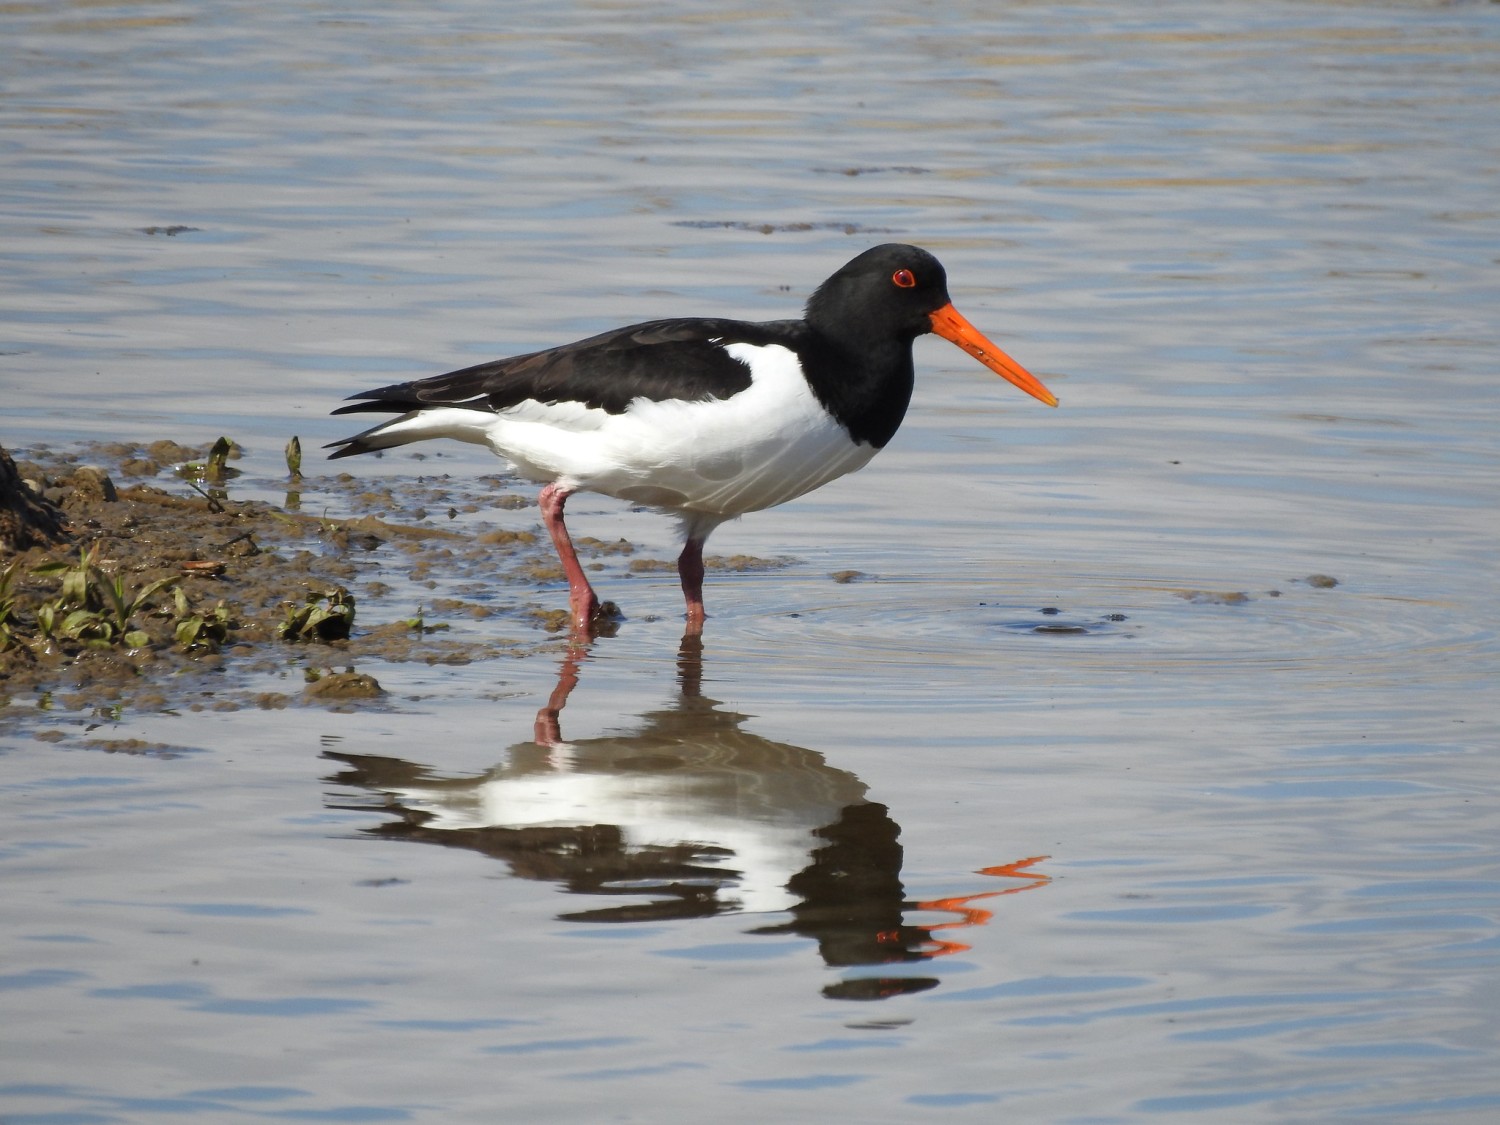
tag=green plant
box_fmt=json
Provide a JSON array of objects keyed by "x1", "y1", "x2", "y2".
[
  {"x1": 171, "y1": 588, "x2": 236, "y2": 651},
  {"x1": 30, "y1": 545, "x2": 177, "y2": 650},
  {"x1": 279, "y1": 586, "x2": 356, "y2": 642},
  {"x1": 177, "y1": 436, "x2": 239, "y2": 484},
  {"x1": 175, "y1": 436, "x2": 241, "y2": 513},
  {"x1": 0, "y1": 559, "x2": 21, "y2": 650}
]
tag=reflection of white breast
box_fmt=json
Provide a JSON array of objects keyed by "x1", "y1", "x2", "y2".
[{"x1": 389, "y1": 744, "x2": 864, "y2": 915}]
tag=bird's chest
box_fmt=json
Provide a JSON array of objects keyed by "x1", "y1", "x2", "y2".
[{"x1": 599, "y1": 343, "x2": 880, "y2": 515}]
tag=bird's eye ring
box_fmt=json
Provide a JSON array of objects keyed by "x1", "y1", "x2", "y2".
[{"x1": 892, "y1": 268, "x2": 917, "y2": 288}]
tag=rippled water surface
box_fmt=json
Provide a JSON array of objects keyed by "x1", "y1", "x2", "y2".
[{"x1": 3, "y1": 1, "x2": 1499, "y2": 1122}]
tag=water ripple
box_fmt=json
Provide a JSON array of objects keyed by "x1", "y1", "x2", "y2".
[{"x1": 716, "y1": 570, "x2": 1493, "y2": 693}]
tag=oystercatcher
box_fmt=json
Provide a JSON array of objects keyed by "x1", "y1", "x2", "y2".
[{"x1": 328, "y1": 244, "x2": 1058, "y2": 632}]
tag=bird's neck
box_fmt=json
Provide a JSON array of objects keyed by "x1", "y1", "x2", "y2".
[{"x1": 798, "y1": 330, "x2": 916, "y2": 449}]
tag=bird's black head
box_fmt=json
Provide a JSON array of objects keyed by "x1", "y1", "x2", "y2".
[
  {"x1": 804, "y1": 243, "x2": 954, "y2": 344},
  {"x1": 799, "y1": 242, "x2": 1059, "y2": 425}
]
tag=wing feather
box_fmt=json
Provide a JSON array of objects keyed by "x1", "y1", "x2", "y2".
[{"x1": 331, "y1": 318, "x2": 806, "y2": 418}]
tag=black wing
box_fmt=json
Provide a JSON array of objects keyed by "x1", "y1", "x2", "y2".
[{"x1": 331, "y1": 318, "x2": 806, "y2": 418}]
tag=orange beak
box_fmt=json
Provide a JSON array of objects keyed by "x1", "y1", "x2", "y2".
[{"x1": 929, "y1": 303, "x2": 1058, "y2": 407}]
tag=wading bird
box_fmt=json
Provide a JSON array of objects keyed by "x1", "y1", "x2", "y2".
[{"x1": 328, "y1": 244, "x2": 1057, "y2": 632}]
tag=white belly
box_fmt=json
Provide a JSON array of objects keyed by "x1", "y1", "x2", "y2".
[{"x1": 483, "y1": 343, "x2": 877, "y2": 518}]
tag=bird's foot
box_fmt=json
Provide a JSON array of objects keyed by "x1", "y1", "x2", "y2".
[
  {"x1": 568, "y1": 595, "x2": 621, "y2": 637},
  {"x1": 589, "y1": 600, "x2": 622, "y2": 638}
]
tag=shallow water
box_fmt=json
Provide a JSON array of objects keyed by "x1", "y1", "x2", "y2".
[{"x1": 4, "y1": 1, "x2": 1499, "y2": 1122}]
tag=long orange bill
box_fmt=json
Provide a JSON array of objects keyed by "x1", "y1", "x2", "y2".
[{"x1": 929, "y1": 302, "x2": 1059, "y2": 407}]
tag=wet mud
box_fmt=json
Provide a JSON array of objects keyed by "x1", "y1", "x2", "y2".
[
  {"x1": 0, "y1": 440, "x2": 798, "y2": 724},
  {"x1": 0, "y1": 441, "x2": 536, "y2": 714}
]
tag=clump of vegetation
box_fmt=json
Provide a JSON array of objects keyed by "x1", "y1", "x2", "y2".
[
  {"x1": 30, "y1": 546, "x2": 179, "y2": 651},
  {"x1": 0, "y1": 546, "x2": 242, "y2": 657},
  {"x1": 0, "y1": 559, "x2": 25, "y2": 651},
  {"x1": 171, "y1": 588, "x2": 238, "y2": 651},
  {"x1": 173, "y1": 436, "x2": 242, "y2": 512},
  {"x1": 278, "y1": 586, "x2": 356, "y2": 642},
  {"x1": 175, "y1": 436, "x2": 240, "y2": 484}
]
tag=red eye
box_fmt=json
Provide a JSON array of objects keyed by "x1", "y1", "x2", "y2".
[{"x1": 892, "y1": 268, "x2": 916, "y2": 288}]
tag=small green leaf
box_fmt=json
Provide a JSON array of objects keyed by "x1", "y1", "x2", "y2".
[
  {"x1": 133, "y1": 576, "x2": 179, "y2": 606},
  {"x1": 60, "y1": 565, "x2": 90, "y2": 606},
  {"x1": 98, "y1": 574, "x2": 129, "y2": 623},
  {"x1": 62, "y1": 608, "x2": 100, "y2": 636},
  {"x1": 206, "y1": 436, "x2": 233, "y2": 481}
]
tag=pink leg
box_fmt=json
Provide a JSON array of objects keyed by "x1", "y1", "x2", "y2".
[
  {"x1": 538, "y1": 483, "x2": 599, "y2": 632},
  {"x1": 678, "y1": 536, "x2": 706, "y2": 633}
]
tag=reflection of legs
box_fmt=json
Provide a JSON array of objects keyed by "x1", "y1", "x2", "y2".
[
  {"x1": 534, "y1": 640, "x2": 586, "y2": 747},
  {"x1": 538, "y1": 483, "x2": 598, "y2": 632},
  {"x1": 538, "y1": 630, "x2": 702, "y2": 748},
  {"x1": 674, "y1": 631, "x2": 704, "y2": 699},
  {"x1": 679, "y1": 536, "x2": 706, "y2": 633}
]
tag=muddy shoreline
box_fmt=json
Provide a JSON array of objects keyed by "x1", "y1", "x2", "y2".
[
  {"x1": 1, "y1": 439, "x2": 798, "y2": 728},
  {"x1": 0, "y1": 440, "x2": 597, "y2": 722}
]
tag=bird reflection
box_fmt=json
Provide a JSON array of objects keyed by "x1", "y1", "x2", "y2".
[{"x1": 322, "y1": 634, "x2": 1048, "y2": 1001}]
